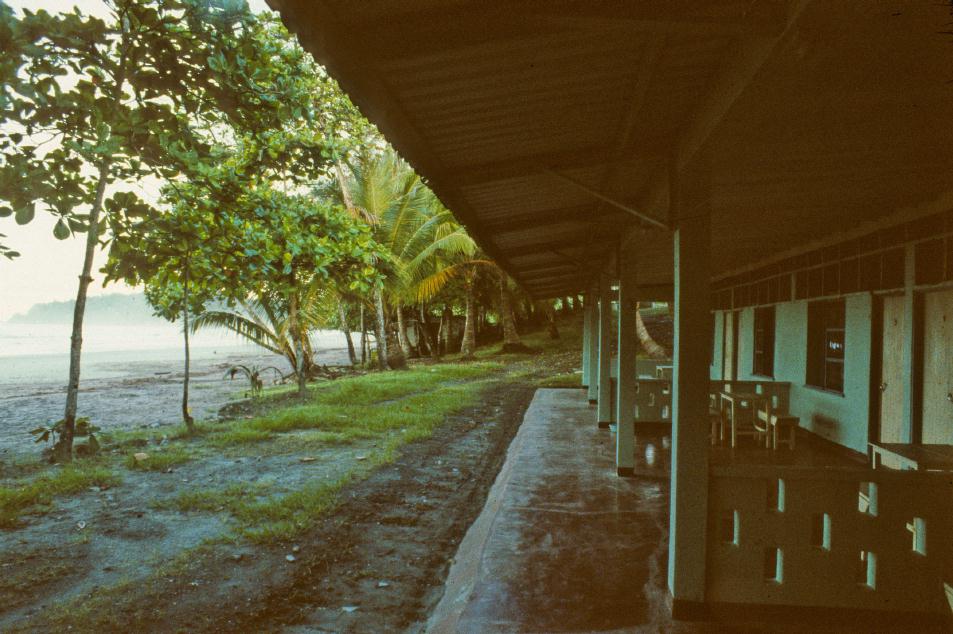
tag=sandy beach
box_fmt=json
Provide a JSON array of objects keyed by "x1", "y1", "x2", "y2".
[{"x1": 0, "y1": 322, "x2": 356, "y2": 455}]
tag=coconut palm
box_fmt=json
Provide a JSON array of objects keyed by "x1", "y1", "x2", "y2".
[{"x1": 191, "y1": 289, "x2": 330, "y2": 380}]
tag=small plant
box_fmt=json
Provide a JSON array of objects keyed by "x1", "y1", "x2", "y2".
[
  {"x1": 30, "y1": 418, "x2": 101, "y2": 459},
  {"x1": 225, "y1": 365, "x2": 285, "y2": 398}
]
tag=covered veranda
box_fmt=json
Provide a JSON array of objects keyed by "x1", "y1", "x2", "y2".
[{"x1": 268, "y1": 0, "x2": 953, "y2": 626}]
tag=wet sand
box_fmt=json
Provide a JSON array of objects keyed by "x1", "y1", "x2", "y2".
[{"x1": 0, "y1": 347, "x2": 352, "y2": 455}]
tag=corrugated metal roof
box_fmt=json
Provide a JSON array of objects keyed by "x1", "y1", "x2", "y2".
[{"x1": 269, "y1": 0, "x2": 953, "y2": 297}]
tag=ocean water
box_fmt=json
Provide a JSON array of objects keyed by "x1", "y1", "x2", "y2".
[{"x1": 0, "y1": 321, "x2": 352, "y2": 381}]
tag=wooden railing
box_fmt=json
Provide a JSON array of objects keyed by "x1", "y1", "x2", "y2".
[
  {"x1": 707, "y1": 462, "x2": 953, "y2": 618},
  {"x1": 630, "y1": 379, "x2": 792, "y2": 425},
  {"x1": 634, "y1": 379, "x2": 671, "y2": 422}
]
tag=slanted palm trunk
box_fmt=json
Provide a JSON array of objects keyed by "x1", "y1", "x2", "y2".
[
  {"x1": 460, "y1": 280, "x2": 477, "y2": 358},
  {"x1": 58, "y1": 160, "x2": 111, "y2": 462},
  {"x1": 181, "y1": 261, "x2": 195, "y2": 432},
  {"x1": 339, "y1": 303, "x2": 357, "y2": 365},
  {"x1": 636, "y1": 302, "x2": 668, "y2": 359}
]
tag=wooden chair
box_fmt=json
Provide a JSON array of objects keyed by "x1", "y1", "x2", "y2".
[
  {"x1": 730, "y1": 398, "x2": 769, "y2": 448},
  {"x1": 756, "y1": 406, "x2": 799, "y2": 450}
]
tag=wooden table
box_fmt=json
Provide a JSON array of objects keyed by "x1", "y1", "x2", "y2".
[
  {"x1": 869, "y1": 443, "x2": 953, "y2": 471},
  {"x1": 719, "y1": 390, "x2": 771, "y2": 448}
]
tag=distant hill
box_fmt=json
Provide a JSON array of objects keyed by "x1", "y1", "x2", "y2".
[{"x1": 7, "y1": 293, "x2": 163, "y2": 325}]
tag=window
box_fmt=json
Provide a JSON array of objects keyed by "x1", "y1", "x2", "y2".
[
  {"x1": 753, "y1": 306, "x2": 775, "y2": 377},
  {"x1": 807, "y1": 300, "x2": 845, "y2": 393}
]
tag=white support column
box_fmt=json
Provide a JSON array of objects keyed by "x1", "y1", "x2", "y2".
[
  {"x1": 667, "y1": 169, "x2": 711, "y2": 615},
  {"x1": 582, "y1": 293, "x2": 592, "y2": 388},
  {"x1": 616, "y1": 249, "x2": 638, "y2": 476},
  {"x1": 901, "y1": 243, "x2": 917, "y2": 443},
  {"x1": 597, "y1": 274, "x2": 614, "y2": 428},
  {"x1": 586, "y1": 286, "x2": 600, "y2": 404}
]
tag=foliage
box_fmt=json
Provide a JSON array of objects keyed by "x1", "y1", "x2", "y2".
[
  {"x1": 29, "y1": 417, "x2": 101, "y2": 454},
  {"x1": 224, "y1": 364, "x2": 285, "y2": 397}
]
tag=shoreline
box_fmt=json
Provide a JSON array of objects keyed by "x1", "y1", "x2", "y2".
[{"x1": 0, "y1": 345, "x2": 354, "y2": 456}]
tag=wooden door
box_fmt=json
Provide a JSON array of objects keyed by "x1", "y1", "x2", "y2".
[
  {"x1": 922, "y1": 289, "x2": 953, "y2": 444},
  {"x1": 879, "y1": 296, "x2": 905, "y2": 442},
  {"x1": 723, "y1": 311, "x2": 737, "y2": 380}
]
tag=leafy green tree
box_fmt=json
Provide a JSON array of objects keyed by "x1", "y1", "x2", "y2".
[
  {"x1": 105, "y1": 196, "x2": 235, "y2": 432},
  {"x1": 0, "y1": 0, "x2": 267, "y2": 460}
]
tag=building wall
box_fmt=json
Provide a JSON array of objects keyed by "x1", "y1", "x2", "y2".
[
  {"x1": 710, "y1": 311, "x2": 724, "y2": 380},
  {"x1": 726, "y1": 294, "x2": 872, "y2": 454}
]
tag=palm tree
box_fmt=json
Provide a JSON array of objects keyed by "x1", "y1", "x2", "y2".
[{"x1": 191, "y1": 290, "x2": 328, "y2": 382}]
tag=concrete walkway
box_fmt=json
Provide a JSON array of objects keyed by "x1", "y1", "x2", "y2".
[{"x1": 426, "y1": 388, "x2": 689, "y2": 634}]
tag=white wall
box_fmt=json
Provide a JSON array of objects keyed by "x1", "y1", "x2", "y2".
[
  {"x1": 710, "y1": 311, "x2": 724, "y2": 380},
  {"x1": 731, "y1": 294, "x2": 872, "y2": 454}
]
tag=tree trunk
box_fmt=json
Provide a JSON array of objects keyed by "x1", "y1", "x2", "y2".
[
  {"x1": 636, "y1": 302, "x2": 669, "y2": 359},
  {"x1": 438, "y1": 305, "x2": 451, "y2": 355},
  {"x1": 395, "y1": 303, "x2": 414, "y2": 358},
  {"x1": 57, "y1": 161, "x2": 111, "y2": 462},
  {"x1": 290, "y1": 293, "x2": 308, "y2": 396},
  {"x1": 359, "y1": 303, "x2": 368, "y2": 366},
  {"x1": 547, "y1": 302, "x2": 560, "y2": 339},
  {"x1": 500, "y1": 277, "x2": 527, "y2": 352},
  {"x1": 419, "y1": 304, "x2": 438, "y2": 358},
  {"x1": 181, "y1": 261, "x2": 195, "y2": 433},
  {"x1": 386, "y1": 321, "x2": 407, "y2": 369},
  {"x1": 373, "y1": 287, "x2": 389, "y2": 371},
  {"x1": 460, "y1": 281, "x2": 477, "y2": 358},
  {"x1": 339, "y1": 303, "x2": 357, "y2": 365}
]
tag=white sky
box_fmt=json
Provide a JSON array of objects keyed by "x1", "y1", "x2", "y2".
[{"x1": 0, "y1": 0, "x2": 272, "y2": 320}]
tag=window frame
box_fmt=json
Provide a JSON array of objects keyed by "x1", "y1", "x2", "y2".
[
  {"x1": 806, "y1": 299, "x2": 846, "y2": 394},
  {"x1": 752, "y1": 306, "x2": 776, "y2": 378}
]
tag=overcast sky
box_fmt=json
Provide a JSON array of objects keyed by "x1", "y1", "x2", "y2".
[{"x1": 0, "y1": 0, "x2": 273, "y2": 320}]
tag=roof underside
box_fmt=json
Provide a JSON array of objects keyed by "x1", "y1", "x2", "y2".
[{"x1": 269, "y1": 0, "x2": 953, "y2": 298}]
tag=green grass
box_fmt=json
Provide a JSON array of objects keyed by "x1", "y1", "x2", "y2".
[
  {"x1": 206, "y1": 428, "x2": 274, "y2": 447},
  {"x1": 140, "y1": 374, "x2": 494, "y2": 543},
  {"x1": 0, "y1": 462, "x2": 121, "y2": 527},
  {"x1": 124, "y1": 446, "x2": 193, "y2": 471},
  {"x1": 236, "y1": 474, "x2": 353, "y2": 543},
  {"x1": 155, "y1": 481, "x2": 275, "y2": 514}
]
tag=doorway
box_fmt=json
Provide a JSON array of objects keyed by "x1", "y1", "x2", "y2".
[{"x1": 922, "y1": 289, "x2": 953, "y2": 444}]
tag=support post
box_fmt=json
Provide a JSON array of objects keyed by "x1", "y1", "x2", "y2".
[
  {"x1": 616, "y1": 248, "x2": 638, "y2": 476},
  {"x1": 582, "y1": 293, "x2": 591, "y2": 388},
  {"x1": 901, "y1": 243, "x2": 918, "y2": 443},
  {"x1": 597, "y1": 273, "x2": 614, "y2": 428},
  {"x1": 587, "y1": 284, "x2": 600, "y2": 404},
  {"x1": 667, "y1": 167, "x2": 711, "y2": 616}
]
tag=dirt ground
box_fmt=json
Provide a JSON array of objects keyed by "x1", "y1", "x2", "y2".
[{"x1": 2, "y1": 336, "x2": 579, "y2": 632}]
